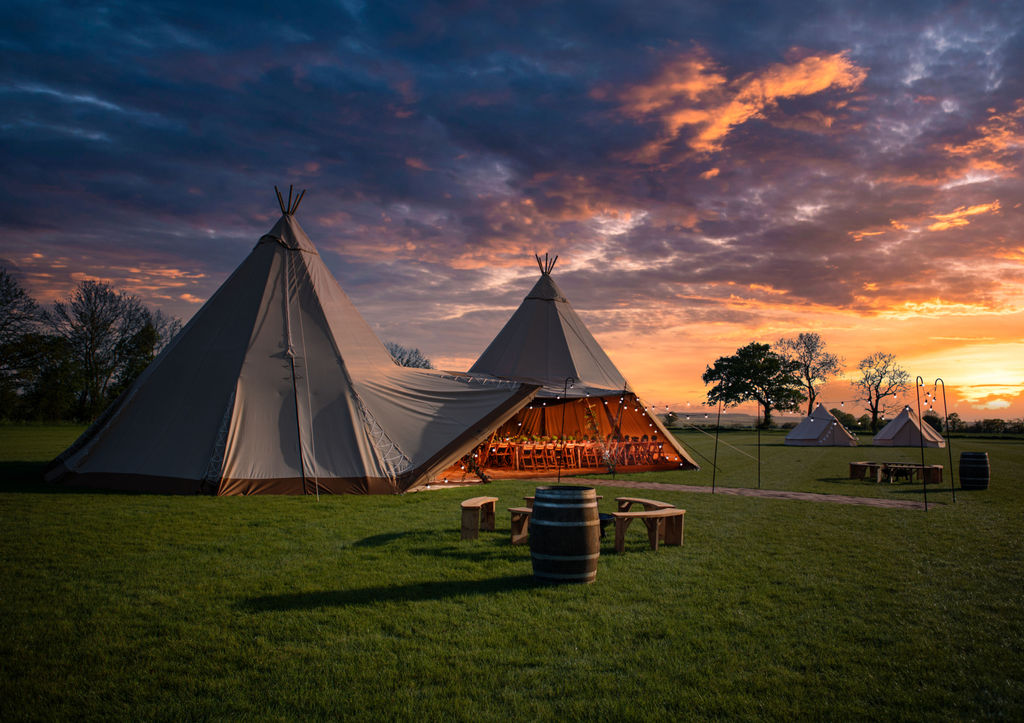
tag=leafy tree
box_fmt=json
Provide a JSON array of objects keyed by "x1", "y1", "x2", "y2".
[
  {"x1": 105, "y1": 310, "x2": 182, "y2": 400},
  {"x1": 385, "y1": 341, "x2": 433, "y2": 369},
  {"x1": 0, "y1": 268, "x2": 40, "y2": 415},
  {"x1": 702, "y1": 342, "x2": 805, "y2": 427},
  {"x1": 923, "y1": 411, "x2": 944, "y2": 434},
  {"x1": 17, "y1": 333, "x2": 79, "y2": 421},
  {"x1": 852, "y1": 352, "x2": 910, "y2": 432},
  {"x1": 945, "y1": 412, "x2": 965, "y2": 432},
  {"x1": 775, "y1": 332, "x2": 843, "y2": 414},
  {"x1": 830, "y1": 407, "x2": 858, "y2": 429}
]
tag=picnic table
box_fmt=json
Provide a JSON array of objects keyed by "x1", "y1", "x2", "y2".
[{"x1": 849, "y1": 461, "x2": 942, "y2": 484}]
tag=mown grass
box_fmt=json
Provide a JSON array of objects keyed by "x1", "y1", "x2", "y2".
[
  {"x1": 586, "y1": 429, "x2": 1002, "y2": 505},
  {"x1": 1, "y1": 426, "x2": 1022, "y2": 720}
]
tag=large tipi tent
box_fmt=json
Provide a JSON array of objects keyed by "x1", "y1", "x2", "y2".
[
  {"x1": 46, "y1": 190, "x2": 537, "y2": 495},
  {"x1": 785, "y1": 403, "x2": 858, "y2": 446},
  {"x1": 462, "y1": 254, "x2": 698, "y2": 474},
  {"x1": 873, "y1": 406, "x2": 946, "y2": 448}
]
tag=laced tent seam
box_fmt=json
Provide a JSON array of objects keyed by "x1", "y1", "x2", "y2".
[{"x1": 201, "y1": 389, "x2": 235, "y2": 493}]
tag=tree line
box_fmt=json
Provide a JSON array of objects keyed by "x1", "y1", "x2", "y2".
[
  {"x1": 701, "y1": 332, "x2": 1016, "y2": 433},
  {"x1": 1, "y1": 268, "x2": 182, "y2": 422},
  {"x1": 1, "y1": 268, "x2": 438, "y2": 424}
]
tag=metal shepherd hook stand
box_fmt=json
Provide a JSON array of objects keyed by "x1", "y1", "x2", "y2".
[
  {"x1": 756, "y1": 399, "x2": 761, "y2": 489},
  {"x1": 915, "y1": 376, "x2": 928, "y2": 512},
  {"x1": 712, "y1": 399, "x2": 723, "y2": 494},
  {"x1": 935, "y1": 377, "x2": 956, "y2": 502},
  {"x1": 556, "y1": 376, "x2": 576, "y2": 484}
]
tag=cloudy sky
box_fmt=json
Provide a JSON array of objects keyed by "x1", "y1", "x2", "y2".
[{"x1": 3, "y1": 1, "x2": 1023, "y2": 420}]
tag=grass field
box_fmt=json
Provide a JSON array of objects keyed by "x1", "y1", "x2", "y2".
[{"x1": 1, "y1": 426, "x2": 1022, "y2": 720}]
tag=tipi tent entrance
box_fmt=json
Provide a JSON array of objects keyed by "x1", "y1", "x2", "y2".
[{"x1": 442, "y1": 393, "x2": 692, "y2": 480}]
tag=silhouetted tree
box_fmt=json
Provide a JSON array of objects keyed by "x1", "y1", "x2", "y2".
[
  {"x1": 385, "y1": 341, "x2": 433, "y2": 369},
  {"x1": 830, "y1": 408, "x2": 858, "y2": 429},
  {"x1": 852, "y1": 352, "x2": 910, "y2": 431},
  {"x1": 702, "y1": 342, "x2": 805, "y2": 427},
  {"x1": 775, "y1": 332, "x2": 843, "y2": 414},
  {"x1": 0, "y1": 268, "x2": 40, "y2": 416},
  {"x1": 42, "y1": 281, "x2": 180, "y2": 420},
  {"x1": 923, "y1": 411, "x2": 943, "y2": 434}
]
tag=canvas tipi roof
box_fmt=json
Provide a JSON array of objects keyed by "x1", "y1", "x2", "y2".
[
  {"x1": 873, "y1": 406, "x2": 946, "y2": 447},
  {"x1": 785, "y1": 403, "x2": 858, "y2": 446},
  {"x1": 46, "y1": 190, "x2": 537, "y2": 494},
  {"x1": 470, "y1": 254, "x2": 629, "y2": 397},
  {"x1": 468, "y1": 254, "x2": 697, "y2": 469}
]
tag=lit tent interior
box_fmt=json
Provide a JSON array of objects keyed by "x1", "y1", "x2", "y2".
[
  {"x1": 447, "y1": 254, "x2": 699, "y2": 478},
  {"x1": 872, "y1": 405, "x2": 947, "y2": 448},
  {"x1": 45, "y1": 190, "x2": 537, "y2": 494},
  {"x1": 785, "y1": 403, "x2": 859, "y2": 446}
]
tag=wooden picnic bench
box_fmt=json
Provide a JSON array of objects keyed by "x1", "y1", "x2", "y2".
[
  {"x1": 616, "y1": 497, "x2": 676, "y2": 541},
  {"x1": 615, "y1": 496, "x2": 676, "y2": 512},
  {"x1": 850, "y1": 461, "x2": 943, "y2": 484},
  {"x1": 612, "y1": 508, "x2": 685, "y2": 553},
  {"x1": 460, "y1": 496, "x2": 498, "y2": 540},
  {"x1": 508, "y1": 506, "x2": 532, "y2": 545}
]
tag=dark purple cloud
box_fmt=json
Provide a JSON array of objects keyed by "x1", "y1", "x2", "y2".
[{"x1": 2, "y1": 0, "x2": 1023, "y2": 371}]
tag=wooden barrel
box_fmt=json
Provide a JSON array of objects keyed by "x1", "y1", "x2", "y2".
[
  {"x1": 529, "y1": 485, "x2": 600, "y2": 584},
  {"x1": 959, "y1": 452, "x2": 990, "y2": 490}
]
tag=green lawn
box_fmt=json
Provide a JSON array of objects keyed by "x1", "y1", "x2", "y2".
[{"x1": 1, "y1": 426, "x2": 1022, "y2": 720}]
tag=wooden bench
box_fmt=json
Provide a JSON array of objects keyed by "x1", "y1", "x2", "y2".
[
  {"x1": 616, "y1": 497, "x2": 676, "y2": 541},
  {"x1": 612, "y1": 508, "x2": 685, "y2": 553},
  {"x1": 460, "y1": 496, "x2": 498, "y2": 540},
  {"x1": 849, "y1": 462, "x2": 883, "y2": 483},
  {"x1": 508, "y1": 506, "x2": 532, "y2": 545},
  {"x1": 615, "y1": 496, "x2": 676, "y2": 512}
]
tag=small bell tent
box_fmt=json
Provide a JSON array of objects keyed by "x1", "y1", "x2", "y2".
[
  {"x1": 785, "y1": 403, "x2": 858, "y2": 446},
  {"x1": 46, "y1": 189, "x2": 537, "y2": 494},
  {"x1": 873, "y1": 406, "x2": 946, "y2": 448}
]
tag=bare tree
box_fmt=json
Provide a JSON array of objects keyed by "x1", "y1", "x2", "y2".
[
  {"x1": 385, "y1": 341, "x2": 433, "y2": 369},
  {"x1": 42, "y1": 281, "x2": 179, "y2": 419},
  {"x1": 775, "y1": 332, "x2": 843, "y2": 414},
  {"x1": 852, "y1": 352, "x2": 910, "y2": 431}
]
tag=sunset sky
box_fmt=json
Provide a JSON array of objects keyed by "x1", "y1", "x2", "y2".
[{"x1": 2, "y1": 2, "x2": 1023, "y2": 421}]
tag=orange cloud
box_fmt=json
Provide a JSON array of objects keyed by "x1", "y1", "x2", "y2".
[
  {"x1": 618, "y1": 49, "x2": 867, "y2": 159},
  {"x1": 943, "y1": 101, "x2": 1024, "y2": 161},
  {"x1": 927, "y1": 200, "x2": 1001, "y2": 231},
  {"x1": 405, "y1": 157, "x2": 430, "y2": 171}
]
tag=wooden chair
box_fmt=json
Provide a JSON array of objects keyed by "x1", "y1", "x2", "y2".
[
  {"x1": 542, "y1": 442, "x2": 558, "y2": 468},
  {"x1": 520, "y1": 444, "x2": 537, "y2": 471}
]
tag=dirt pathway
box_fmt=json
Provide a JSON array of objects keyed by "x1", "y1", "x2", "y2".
[{"x1": 520, "y1": 477, "x2": 935, "y2": 510}]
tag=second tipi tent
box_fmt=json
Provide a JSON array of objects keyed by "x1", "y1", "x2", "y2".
[
  {"x1": 46, "y1": 190, "x2": 538, "y2": 494},
  {"x1": 463, "y1": 254, "x2": 698, "y2": 474}
]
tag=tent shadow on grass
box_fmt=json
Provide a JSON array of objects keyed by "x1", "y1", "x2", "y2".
[{"x1": 239, "y1": 575, "x2": 540, "y2": 611}]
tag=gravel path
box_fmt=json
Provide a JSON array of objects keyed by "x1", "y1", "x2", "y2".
[{"x1": 523, "y1": 478, "x2": 933, "y2": 510}]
